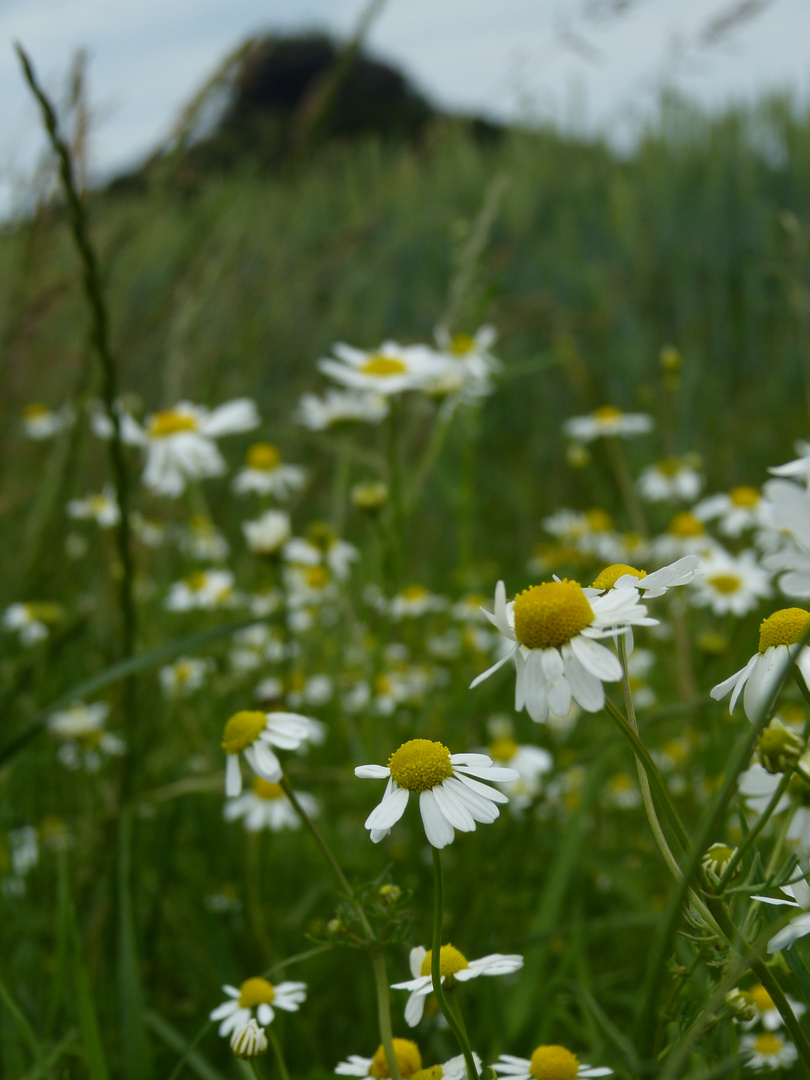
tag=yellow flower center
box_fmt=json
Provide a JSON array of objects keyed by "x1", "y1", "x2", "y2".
[
  {"x1": 388, "y1": 739, "x2": 453, "y2": 792},
  {"x1": 252, "y1": 778, "x2": 285, "y2": 801},
  {"x1": 360, "y1": 354, "x2": 408, "y2": 378},
  {"x1": 186, "y1": 571, "x2": 209, "y2": 591},
  {"x1": 529, "y1": 1045, "x2": 580, "y2": 1080},
  {"x1": 608, "y1": 772, "x2": 634, "y2": 793},
  {"x1": 759, "y1": 608, "x2": 810, "y2": 652},
  {"x1": 148, "y1": 409, "x2": 199, "y2": 438},
  {"x1": 246, "y1": 442, "x2": 281, "y2": 471},
  {"x1": 706, "y1": 574, "x2": 742, "y2": 595},
  {"x1": 656, "y1": 457, "x2": 682, "y2": 477},
  {"x1": 305, "y1": 565, "x2": 330, "y2": 590},
  {"x1": 401, "y1": 585, "x2": 428, "y2": 601},
  {"x1": 238, "y1": 977, "x2": 275, "y2": 1008},
  {"x1": 221, "y1": 711, "x2": 267, "y2": 754},
  {"x1": 488, "y1": 737, "x2": 519, "y2": 763},
  {"x1": 513, "y1": 581, "x2": 593, "y2": 650},
  {"x1": 668, "y1": 512, "x2": 704, "y2": 538},
  {"x1": 89, "y1": 495, "x2": 111, "y2": 514},
  {"x1": 729, "y1": 485, "x2": 759, "y2": 508},
  {"x1": 749, "y1": 984, "x2": 774, "y2": 1013},
  {"x1": 369, "y1": 1039, "x2": 422, "y2": 1079},
  {"x1": 174, "y1": 662, "x2": 193, "y2": 683},
  {"x1": 76, "y1": 729, "x2": 104, "y2": 750},
  {"x1": 449, "y1": 332, "x2": 475, "y2": 355},
  {"x1": 593, "y1": 405, "x2": 623, "y2": 422},
  {"x1": 374, "y1": 674, "x2": 394, "y2": 696},
  {"x1": 592, "y1": 564, "x2": 647, "y2": 590},
  {"x1": 753, "y1": 1033, "x2": 782, "y2": 1057},
  {"x1": 584, "y1": 508, "x2": 613, "y2": 532},
  {"x1": 411, "y1": 1068, "x2": 443, "y2": 1080},
  {"x1": 419, "y1": 944, "x2": 470, "y2": 981},
  {"x1": 23, "y1": 403, "x2": 50, "y2": 419}
]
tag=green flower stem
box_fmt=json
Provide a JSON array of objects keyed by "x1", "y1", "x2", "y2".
[
  {"x1": 431, "y1": 848, "x2": 480, "y2": 1080},
  {"x1": 265, "y1": 1024, "x2": 291, "y2": 1080},
  {"x1": 246, "y1": 1060, "x2": 265, "y2": 1079},
  {"x1": 404, "y1": 403, "x2": 453, "y2": 516},
  {"x1": 279, "y1": 776, "x2": 402, "y2": 1080},
  {"x1": 617, "y1": 637, "x2": 687, "y2": 878},
  {"x1": 386, "y1": 398, "x2": 404, "y2": 588},
  {"x1": 332, "y1": 430, "x2": 352, "y2": 533},
  {"x1": 602, "y1": 435, "x2": 648, "y2": 539},
  {"x1": 603, "y1": 696, "x2": 689, "y2": 851},
  {"x1": 717, "y1": 769, "x2": 794, "y2": 892}
]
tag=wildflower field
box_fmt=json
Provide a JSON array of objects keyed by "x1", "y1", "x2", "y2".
[{"x1": 7, "y1": 43, "x2": 810, "y2": 1080}]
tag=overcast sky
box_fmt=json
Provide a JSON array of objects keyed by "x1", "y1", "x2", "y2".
[{"x1": 1, "y1": 0, "x2": 809, "y2": 213}]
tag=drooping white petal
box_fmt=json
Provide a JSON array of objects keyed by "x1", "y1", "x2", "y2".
[
  {"x1": 432, "y1": 782, "x2": 477, "y2": 832},
  {"x1": 569, "y1": 633, "x2": 622, "y2": 682},
  {"x1": 225, "y1": 754, "x2": 243, "y2": 797},
  {"x1": 452, "y1": 770, "x2": 510, "y2": 805},
  {"x1": 470, "y1": 648, "x2": 514, "y2": 689},
  {"x1": 419, "y1": 789, "x2": 455, "y2": 848},
  {"x1": 365, "y1": 785, "x2": 410, "y2": 832},
  {"x1": 245, "y1": 741, "x2": 282, "y2": 783}
]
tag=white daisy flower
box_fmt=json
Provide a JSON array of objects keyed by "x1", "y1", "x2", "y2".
[
  {"x1": 335, "y1": 1038, "x2": 423, "y2": 1079},
  {"x1": 124, "y1": 398, "x2": 260, "y2": 497},
  {"x1": 688, "y1": 549, "x2": 771, "y2": 616},
  {"x1": 740, "y1": 1032, "x2": 799, "y2": 1070},
  {"x1": 588, "y1": 555, "x2": 701, "y2": 599},
  {"x1": 180, "y1": 516, "x2": 229, "y2": 562},
  {"x1": 711, "y1": 608, "x2": 810, "y2": 721},
  {"x1": 759, "y1": 479, "x2": 810, "y2": 596},
  {"x1": 295, "y1": 388, "x2": 389, "y2": 430},
  {"x1": 284, "y1": 523, "x2": 358, "y2": 581},
  {"x1": 230, "y1": 1018, "x2": 268, "y2": 1059},
  {"x1": 494, "y1": 1044, "x2": 612, "y2": 1080},
  {"x1": 694, "y1": 486, "x2": 766, "y2": 537},
  {"x1": 388, "y1": 585, "x2": 447, "y2": 619},
  {"x1": 159, "y1": 657, "x2": 214, "y2": 699},
  {"x1": 210, "y1": 977, "x2": 306, "y2": 1037},
  {"x1": 165, "y1": 569, "x2": 237, "y2": 611},
  {"x1": 22, "y1": 402, "x2": 73, "y2": 440},
  {"x1": 2, "y1": 602, "x2": 62, "y2": 646},
  {"x1": 769, "y1": 439, "x2": 810, "y2": 486},
  {"x1": 740, "y1": 751, "x2": 810, "y2": 853},
  {"x1": 470, "y1": 579, "x2": 656, "y2": 723},
  {"x1": 232, "y1": 442, "x2": 307, "y2": 499},
  {"x1": 563, "y1": 405, "x2": 652, "y2": 443},
  {"x1": 427, "y1": 325, "x2": 500, "y2": 401},
  {"x1": 243, "y1": 510, "x2": 292, "y2": 557},
  {"x1": 66, "y1": 486, "x2": 120, "y2": 528},
  {"x1": 355, "y1": 739, "x2": 518, "y2": 849},
  {"x1": 48, "y1": 702, "x2": 125, "y2": 771},
  {"x1": 542, "y1": 508, "x2": 618, "y2": 561},
  {"x1": 221, "y1": 710, "x2": 318, "y2": 797},
  {"x1": 637, "y1": 457, "x2": 703, "y2": 503},
  {"x1": 752, "y1": 869, "x2": 810, "y2": 952},
  {"x1": 485, "y1": 733, "x2": 553, "y2": 810},
  {"x1": 318, "y1": 342, "x2": 444, "y2": 397},
  {"x1": 224, "y1": 777, "x2": 319, "y2": 832},
  {"x1": 392, "y1": 944, "x2": 523, "y2": 1026},
  {"x1": 230, "y1": 624, "x2": 287, "y2": 672},
  {"x1": 741, "y1": 984, "x2": 807, "y2": 1031}
]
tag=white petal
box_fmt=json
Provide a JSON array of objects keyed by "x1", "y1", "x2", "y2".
[
  {"x1": 569, "y1": 634, "x2": 622, "y2": 682},
  {"x1": 365, "y1": 786, "x2": 409, "y2": 831},
  {"x1": 355, "y1": 764, "x2": 391, "y2": 779},
  {"x1": 203, "y1": 398, "x2": 261, "y2": 436},
  {"x1": 245, "y1": 742, "x2": 282, "y2": 783},
  {"x1": 470, "y1": 649, "x2": 514, "y2": 689},
  {"x1": 419, "y1": 789, "x2": 455, "y2": 848},
  {"x1": 768, "y1": 912, "x2": 810, "y2": 953},
  {"x1": 404, "y1": 989, "x2": 426, "y2": 1027},
  {"x1": 432, "y1": 782, "x2": 477, "y2": 832},
  {"x1": 257, "y1": 1003, "x2": 274, "y2": 1024},
  {"x1": 452, "y1": 771, "x2": 509, "y2": 807},
  {"x1": 225, "y1": 754, "x2": 243, "y2": 797}
]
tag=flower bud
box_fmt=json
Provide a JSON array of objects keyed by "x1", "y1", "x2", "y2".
[
  {"x1": 702, "y1": 842, "x2": 738, "y2": 888},
  {"x1": 725, "y1": 988, "x2": 757, "y2": 1023},
  {"x1": 230, "y1": 1019, "x2": 268, "y2": 1059},
  {"x1": 351, "y1": 481, "x2": 389, "y2": 512},
  {"x1": 758, "y1": 718, "x2": 805, "y2": 775}
]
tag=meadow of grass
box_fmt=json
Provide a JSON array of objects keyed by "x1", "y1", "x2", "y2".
[{"x1": 4, "y1": 62, "x2": 810, "y2": 1080}]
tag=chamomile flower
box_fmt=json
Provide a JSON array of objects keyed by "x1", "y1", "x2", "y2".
[
  {"x1": 711, "y1": 608, "x2": 810, "y2": 721},
  {"x1": 224, "y1": 777, "x2": 319, "y2": 832},
  {"x1": 22, "y1": 403, "x2": 73, "y2": 439},
  {"x1": 221, "y1": 710, "x2": 317, "y2": 797},
  {"x1": 336, "y1": 1038, "x2": 423, "y2": 1079},
  {"x1": 652, "y1": 512, "x2": 719, "y2": 563},
  {"x1": 159, "y1": 657, "x2": 214, "y2": 699},
  {"x1": 210, "y1": 977, "x2": 306, "y2": 1037},
  {"x1": 284, "y1": 522, "x2": 358, "y2": 581},
  {"x1": 589, "y1": 555, "x2": 701, "y2": 599},
  {"x1": 392, "y1": 944, "x2": 523, "y2": 1026},
  {"x1": 741, "y1": 984, "x2": 807, "y2": 1031},
  {"x1": 295, "y1": 388, "x2": 389, "y2": 430},
  {"x1": 232, "y1": 442, "x2": 307, "y2": 499},
  {"x1": 388, "y1": 586, "x2": 447, "y2": 620},
  {"x1": 485, "y1": 732, "x2": 553, "y2": 810},
  {"x1": 688, "y1": 549, "x2": 771, "y2": 616},
  {"x1": 180, "y1": 516, "x2": 229, "y2": 562},
  {"x1": 752, "y1": 870, "x2": 810, "y2": 952},
  {"x1": 740, "y1": 1032, "x2": 799, "y2": 1070},
  {"x1": 637, "y1": 457, "x2": 703, "y2": 503},
  {"x1": 230, "y1": 1019, "x2": 268, "y2": 1059},
  {"x1": 694, "y1": 486, "x2": 766, "y2": 537},
  {"x1": 471, "y1": 579, "x2": 656, "y2": 723},
  {"x1": 48, "y1": 702, "x2": 124, "y2": 771},
  {"x1": 243, "y1": 510, "x2": 292, "y2": 557},
  {"x1": 355, "y1": 739, "x2": 518, "y2": 848},
  {"x1": 125, "y1": 398, "x2": 260, "y2": 497},
  {"x1": 563, "y1": 405, "x2": 652, "y2": 443},
  {"x1": 165, "y1": 569, "x2": 237, "y2": 611},
  {"x1": 66, "y1": 486, "x2": 120, "y2": 528},
  {"x1": 494, "y1": 1045, "x2": 613, "y2": 1080},
  {"x1": 318, "y1": 342, "x2": 442, "y2": 397},
  {"x1": 2, "y1": 602, "x2": 63, "y2": 645},
  {"x1": 428, "y1": 325, "x2": 500, "y2": 400}
]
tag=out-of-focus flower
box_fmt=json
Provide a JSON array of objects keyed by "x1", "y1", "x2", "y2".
[
  {"x1": 336, "y1": 1039, "x2": 422, "y2": 1079},
  {"x1": 688, "y1": 549, "x2": 771, "y2": 616},
  {"x1": 563, "y1": 406, "x2": 652, "y2": 443},
  {"x1": 165, "y1": 570, "x2": 237, "y2": 611},
  {"x1": 739, "y1": 1032, "x2": 798, "y2": 1070},
  {"x1": 210, "y1": 977, "x2": 306, "y2": 1036},
  {"x1": 230, "y1": 1019, "x2": 268, "y2": 1059},
  {"x1": 48, "y1": 702, "x2": 124, "y2": 771},
  {"x1": 22, "y1": 403, "x2": 73, "y2": 439},
  {"x1": 296, "y1": 388, "x2": 389, "y2": 430},
  {"x1": 66, "y1": 486, "x2": 121, "y2": 527},
  {"x1": 637, "y1": 457, "x2": 703, "y2": 503},
  {"x1": 221, "y1": 710, "x2": 318, "y2": 796},
  {"x1": 392, "y1": 944, "x2": 523, "y2": 1026},
  {"x1": 159, "y1": 657, "x2": 214, "y2": 698},
  {"x1": 243, "y1": 510, "x2": 292, "y2": 557},
  {"x1": 2, "y1": 602, "x2": 63, "y2": 645},
  {"x1": 224, "y1": 777, "x2": 319, "y2": 832},
  {"x1": 233, "y1": 443, "x2": 307, "y2": 499},
  {"x1": 284, "y1": 522, "x2": 358, "y2": 581},
  {"x1": 318, "y1": 342, "x2": 445, "y2": 396},
  {"x1": 694, "y1": 486, "x2": 766, "y2": 537}
]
